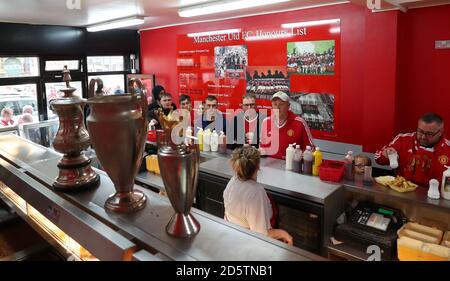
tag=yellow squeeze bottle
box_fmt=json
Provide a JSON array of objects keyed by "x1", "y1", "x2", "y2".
[
  {"x1": 312, "y1": 147, "x2": 323, "y2": 177},
  {"x1": 154, "y1": 156, "x2": 161, "y2": 175},
  {"x1": 197, "y1": 128, "x2": 204, "y2": 151}
]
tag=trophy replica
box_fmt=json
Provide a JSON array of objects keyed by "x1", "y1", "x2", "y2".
[
  {"x1": 86, "y1": 78, "x2": 147, "y2": 213},
  {"x1": 157, "y1": 110, "x2": 200, "y2": 238},
  {"x1": 50, "y1": 66, "x2": 100, "y2": 191}
]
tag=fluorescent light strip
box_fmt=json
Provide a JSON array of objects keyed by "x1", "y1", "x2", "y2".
[
  {"x1": 87, "y1": 17, "x2": 145, "y2": 32},
  {"x1": 187, "y1": 28, "x2": 241, "y2": 37},
  {"x1": 281, "y1": 18, "x2": 340, "y2": 28},
  {"x1": 179, "y1": 0, "x2": 291, "y2": 18},
  {"x1": 140, "y1": 1, "x2": 350, "y2": 31},
  {"x1": 329, "y1": 27, "x2": 340, "y2": 34}
]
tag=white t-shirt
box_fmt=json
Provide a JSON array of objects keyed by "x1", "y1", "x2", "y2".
[{"x1": 223, "y1": 176, "x2": 273, "y2": 235}]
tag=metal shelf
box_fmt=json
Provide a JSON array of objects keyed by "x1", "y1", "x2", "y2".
[
  {"x1": 0, "y1": 134, "x2": 324, "y2": 261},
  {"x1": 0, "y1": 150, "x2": 137, "y2": 260}
]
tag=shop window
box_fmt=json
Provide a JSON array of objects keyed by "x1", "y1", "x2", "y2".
[
  {"x1": 88, "y1": 74, "x2": 125, "y2": 95},
  {"x1": 45, "y1": 82, "x2": 83, "y2": 119},
  {"x1": 45, "y1": 60, "x2": 80, "y2": 71},
  {"x1": 0, "y1": 84, "x2": 38, "y2": 125},
  {"x1": 87, "y1": 56, "x2": 124, "y2": 73},
  {"x1": 0, "y1": 57, "x2": 39, "y2": 78}
]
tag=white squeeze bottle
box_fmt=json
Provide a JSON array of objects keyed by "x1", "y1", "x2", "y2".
[
  {"x1": 219, "y1": 131, "x2": 227, "y2": 154},
  {"x1": 210, "y1": 130, "x2": 219, "y2": 152},
  {"x1": 441, "y1": 166, "x2": 450, "y2": 200},
  {"x1": 293, "y1": 145, "x2": 303, "y2": 173},
  {"x1": 303, "y1": 146, "x2": 313, "y2": 175},
  {"x1": 285, "y1": 144, "x2": 295, "y2": 171},
  {"x1": 203, "y1": 129, "x2": 211, "y2": 152}
]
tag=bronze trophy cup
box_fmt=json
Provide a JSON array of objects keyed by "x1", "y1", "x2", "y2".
[
  {"x1": 157, "y1": 112, "x2": 200, "y2": 237},
  {"x1": 86, "y1": 78, "x2": 148, "y2": 213},
  {"x1": 51, "y1": 66, "x2": 100, "y2": 191}
]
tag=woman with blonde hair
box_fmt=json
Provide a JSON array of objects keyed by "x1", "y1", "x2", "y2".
[
  {"x1": 1, "y1": 108, "x2": 14, "y2": 126},
  {"x1": 223, "y1": 146, "x2": 293, "y2": 245}
]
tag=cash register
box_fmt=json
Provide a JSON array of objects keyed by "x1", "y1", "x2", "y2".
[{"x1": 334, "y1": 201, "x2": 407, "y2": 259}]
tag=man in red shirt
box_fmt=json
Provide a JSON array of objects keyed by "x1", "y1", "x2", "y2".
[
  {"x1": 260, "y1": 91, "x2": 314, "y2": 159},
  {"x1": 375, "y1": 113, "x2": 450, "y2": 187},
  {"x1": 230, "y1": 93, "x2": 265, "y2": 148},
  {"x1": 178, "y1": 94, "x2": 196, "y2": 127}
]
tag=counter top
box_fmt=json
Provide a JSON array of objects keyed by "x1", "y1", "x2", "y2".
[
  {"x1": 138, "y1": 149, "x2": 450, "y2": 211},
  {"x1": 0, "y1": 134, "x2": 323, "y2": 261},
  {"x1": 199, "y1": 156, "x2": 342, "y2": 204},
  {"x1": 137, "y1": 149, "x2": 342, "y2": 204},
  {"x1": 197, "y1": 151, "x2": 450, "y2": 211},
  {"x1": 343, "y1": 176, "x2": 450, "y2": 212}
]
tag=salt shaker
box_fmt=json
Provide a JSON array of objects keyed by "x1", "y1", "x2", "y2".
[{"x1": 428, "y1": 179, "x2": 440, "y2": 199}]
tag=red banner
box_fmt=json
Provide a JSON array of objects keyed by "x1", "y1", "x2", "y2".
[{"x1": 177, "y1": 20, "x2": 340, "y2": 138}]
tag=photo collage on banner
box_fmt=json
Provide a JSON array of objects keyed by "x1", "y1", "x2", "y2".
[
  {"x1": 177, "y1": 20, "x2": 340, "y2": 138},
  {"x1": 245, "y1": 66, "x2": 289, "y2": 110},
  {"x1": 214, "y1": 45, "x2": 248, "y2": 79},
  {"x1": 287, "y1": 39, "x2": 336, "y2": 133}
]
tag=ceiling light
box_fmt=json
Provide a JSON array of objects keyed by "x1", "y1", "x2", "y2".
[
  {"x1": 329, "y1": 27, "x2": 340, "y2": 34},
  {"x1": 86, "y1": 16, "x2": 145, "y2": 32},
  {"x1": 281, "y1": 18, "x2": 340, "y2": 28},
  {"x1": 187, "y1": 28, "x2": 241, "y2": 37},
  {"x1": 178, "y1": 0, "x2": 291, "y2": 18}
]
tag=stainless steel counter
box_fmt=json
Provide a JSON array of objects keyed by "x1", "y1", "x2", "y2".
[
  {"x1": 0, "y1": 139, "x2": 136, "y2": 260},
  {"x1": 0, "y1": 135, "x2": 323, "y2": 261},
  {"x1": 137, "y1": 149, "x2": 450, "y2": 251},
  {"x1": 343, "y1": 176, "x2": 450, "y2": 212},
  {"x1": 199, "y1": 155, "x2": 342, "y2": 204},
  {"x1": 137, "y1": 150, "x2": 342, "y2": 205}
]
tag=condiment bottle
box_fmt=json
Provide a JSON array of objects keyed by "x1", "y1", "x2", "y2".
[
  {"x1": 285, "y1": 144, "x2": 295, "y2": 171},
  {"x1": 312, "y1": 147, "x2": 323, "y2": 177},
  {"x1": 303, "y1": 146, "x2": 313, "y2": 175}
]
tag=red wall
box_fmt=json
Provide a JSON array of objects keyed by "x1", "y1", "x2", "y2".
[
  {"x1": 362, "y1": 9, "x2": 399, "y2": 152},
  {"x1": 141, "y1": 3, "x2": 449, "y2": 152},
  {"x1": 396, "y1": 5, "x2": 450, "y2": 134}
]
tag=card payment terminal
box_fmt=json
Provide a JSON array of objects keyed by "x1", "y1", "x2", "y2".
[{"x1": 334, "y1": 201, "x2": 407, "y2": 259}]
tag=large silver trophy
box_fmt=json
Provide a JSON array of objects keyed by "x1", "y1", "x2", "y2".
[
  {"x1": 86, "y1": 78, "x2": 148, "y2": 213},
  {"x1": 157, "y1": 111, "x2": 200, "y2": 237},
  {"x1": 50, "y1": 66, "x2": 100, "y2": 192}
]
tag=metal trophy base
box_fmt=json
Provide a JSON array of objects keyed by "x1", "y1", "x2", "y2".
[
  {"x1": 105, "y1": 190, "x2": 147, "y2": 213},
  {"x1": 53, "y1": 155, "x2": 100, "y2": 192},
  {"x1": 166, "y1": 212, "x2": 200, "y2": 238}
]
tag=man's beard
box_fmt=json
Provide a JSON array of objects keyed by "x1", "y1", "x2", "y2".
[{"x1": 419, "y1": 139, "x2": 439, "y2": 148}]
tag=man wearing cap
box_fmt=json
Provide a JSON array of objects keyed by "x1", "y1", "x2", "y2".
[{"x1": 260, "y1": 91, "x2": 314, "y2": 159}]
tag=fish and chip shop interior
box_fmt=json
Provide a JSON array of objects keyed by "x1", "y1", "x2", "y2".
[{"x1": 0, "y1": 0, "x2": 449, "y2": 264}]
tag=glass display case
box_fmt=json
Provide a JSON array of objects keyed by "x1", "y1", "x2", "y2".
[{"x1": 19, "y1": 120, "x2": 59, "y2": 148}]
